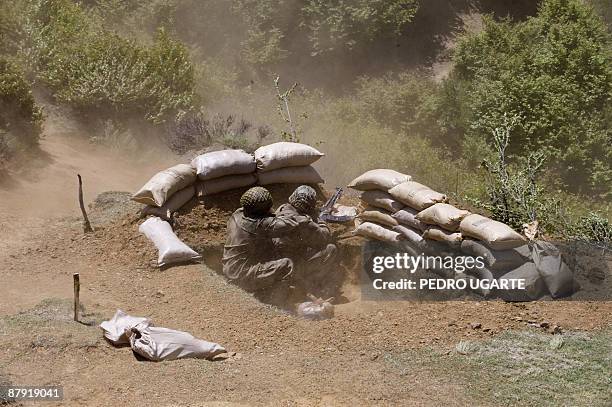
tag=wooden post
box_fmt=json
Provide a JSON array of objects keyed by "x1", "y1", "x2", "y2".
[
  {"x1": 77, "y1": 174, "x2": 93, "y2": 233},
  {"x1": 73, "y1": 273, "x2": 80, "y2": 322}
]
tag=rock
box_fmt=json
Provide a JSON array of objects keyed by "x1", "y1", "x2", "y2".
[{"x1": 469, "y1": 322, "x2": 481, "y2": 330}]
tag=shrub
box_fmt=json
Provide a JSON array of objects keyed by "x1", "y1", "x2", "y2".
[{"x1": 439, "y1": 0, "x2": 612, "y2": 197}]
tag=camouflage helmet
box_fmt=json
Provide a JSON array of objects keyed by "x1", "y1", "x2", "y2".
[
  {"x1": 289, "y1": 185, "x2": 317, "y2": 213},
  {"x1": 240, "y1": 187, "x2": 273, "y2": 215}
]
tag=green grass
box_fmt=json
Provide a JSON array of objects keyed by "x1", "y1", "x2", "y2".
[{"x1": 385, "y1": 328, "x2": 612, "y2": 406}]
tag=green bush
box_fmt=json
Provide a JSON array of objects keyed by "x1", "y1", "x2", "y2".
[
  {"x1": 28, "y1": 0, "x2": 195, "y2": 123},
  {"x1": 439, "y1": 0, "x2": 612, "y2": 197},
  {"x1": 0, "y1": 58, "x2": 43, "y2": 161}
]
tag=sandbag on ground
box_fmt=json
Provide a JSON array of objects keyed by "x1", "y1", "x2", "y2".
[
  {"x1": 460, "y1": 238, "x2": 529, "y2": 273},
  {"x1": 139, "y1": 217, "x2": 201, "y2": 267},
  {"x1": 460, "y1": 214, "x2": 526, "y2": 250},
  {"x1": 254, "y1": 142, "x2": 324, "y2": 172},
  {"x1": 191, "y1": 149, "x2": 256, "y2": 180},
  {"x1": 531, "y1": 240, "x2": 578, "y2": 298},
  {"x1": 128, "y1": 326, "x2": 226, "y2": 361},
  {"x1": 100, "y1": 309, "x2": 152, "y2": 345},
  {"x1": 132, "y1": 164, "x2": 197, "y2": 207},
  {"x1": 393, "y1": 224, "x2": 423, "y2": 244},
  {"x1": 392, "y1": 207, "x2": 427, "y2": 230},
  {"x1": 347, "y1": 169, "x2": 411, "y2": 191},
  {"x1": 422, "y1": 226, "x2": 462, "y2": 246},
  {"x1": 497, "y1": 262, "x2": 548, "y2": 301},
  {"x1": 196, "y1": 173, "x2": 257, "y2": 196},
  {"x1": 257, "y1": 165, "x2": 323, "y2": 185},
  {"x1": 360, "y1": 190, "x2": 403, "y2": 213},
  {"x1": 388, "y1": 181, "x2": 447, "y2": 210},
  {"x1": 416, "y1": 203, "x2": 470, "y2": 232},
  {"x1": 141, "y1": 185, "x2": 196, "y2": 220},
  {"x1": 358, "y1": 208, "x2": 398, "y2": 227},
  {"x1": 353, "y1": 221, "x2": 402, "y2": 242}
]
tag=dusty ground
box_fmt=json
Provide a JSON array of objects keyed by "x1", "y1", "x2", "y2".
[{"x1": 0, "y1": 127, "x2": 610, "y2": 406}]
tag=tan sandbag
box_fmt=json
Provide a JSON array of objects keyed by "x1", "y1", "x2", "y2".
[
  {"x1": 257, "y1": 165, "x2": 323, "y2": 185},
  {"x1": 191, "y1": 149, "x2": 256, "y2": 180},
  {"x1": 392, "y1": 207, "x2": 427, "y2": 230},
  {"x1": 422, "y1": 226, "x2": 462, "y2": 245},
  {"x1": 353, "y1": 222, "x2": 402, "y2": 242},
  {"x1": 360, "y1": 190, "x2": 403, "y2": 213},
  {"x1": 416, "y1": 203, "x2": 470, "y2": 232},
  {"x1": 141, "y1": 184, "x2": 196, "y2": 220},
  {"x1": 347, "y1": 169, "x2": 411, "y2": 191},
  {"x1": 497, "y1": 262, "x2": 548, "y2": 302},
  {"x1": 393, "y1": 224, "x2": 423, "y2": 244},
  {"x1": 254, "y1": 142, "x2": 324, "y2": 172},
  {"x1": 196, "y1": 173, "x2": 257, "y2": 196},
  {"x1": 358, "y1": 208, "x2": 398, "y2": 227},
  {"x1": 132, "y1": 164, "x2": 196, "y2": 207},
  {"x1": 459, "y1": 214, "x2": 526, "y2": 250},
  {"x1": 388, "y1": 181, "x2": 447, "y2": 210},
  {"x1": 460, "y1": 239, "x2": 529, "y2": 273}
]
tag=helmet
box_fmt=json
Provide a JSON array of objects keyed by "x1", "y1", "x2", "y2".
[
  {"x1": 240, "y1": 187, "x2": 273, "y2": 215},
  {"x1": 289, "y1": 185, "x2": 317, "y2": 214}
]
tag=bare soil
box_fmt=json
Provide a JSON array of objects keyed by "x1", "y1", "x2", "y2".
[{"x1": 0, "y1": 130, "x2": 610, "y2": 406}]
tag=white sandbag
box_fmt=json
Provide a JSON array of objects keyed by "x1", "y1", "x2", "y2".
[
  {"x1": 139, "y1": 217, "x2": 201, "y2": 267},
  {"x1": 347, "y1": 169, "x2": 411, "y2": 191},
  {"x1": 393, "y1": 224, "x2": 424, "y2": 244},
  {"x1": 497, "y1": 262, "x2": 548, "y2": 302},
  {"x1": 460, "y1": 239, "x2": 528, "y2": 273},
  {"x1": 358, "y1": 208, "x2": 398, "y2": 227},
  {"x1": 531, "y1": 240, "x2": 578, "y2": 298},
  {"x1": 128, "y1": 326, "x2": 226, "y2": 361},
  {"x1": 141, "y1": 184, "x2": 196, "y2": 220},
  {"x1": 132, "y1": 164, "x2": 197, "y2": 207},
  {"x1": 353, "y1": 222, "x2": 402, "y2": 242},
  {"x1": 257, "y1": 165, "x2": 323, "y2": 185},
  {"x1": 100, "y1": 309, "x2": 152, "y2": 345},
  {"x1": 392, "y1": 207, "x2": 427, "y2": 230},
  {"x1": 459, "y1": 214, "x2": 526, "y2": 250},
  {"x1": 360, "y1": 190, "x2": 403, "y2": 213},
  {"x1": 254, "y1": 142, "x2": 324, "y2": 172},
  {"x1": 388, "y1": 181, "x2": 447, "y2": 210},
  {"x1": 422, "y1": 226, "x2": 462, "y2": 245},
  {"x1": 191, "y1": 149, "x2": 256, "y2": 180},
  {"x1": 416, "y1": 203, "x2": 470, "y2": 232},
  {"x1": 297, "y1": 297, "x2": 334, "y2": 320},
  {"x1": 196, "y1": 173, "x2": 257, "y2": 196}
]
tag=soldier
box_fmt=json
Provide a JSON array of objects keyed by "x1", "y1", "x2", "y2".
[{"x1": 222, "y1": 187, "x2": 299, "y2": 292}]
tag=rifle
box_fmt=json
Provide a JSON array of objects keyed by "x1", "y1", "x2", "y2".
[{"x1": 319, "y1": 187, "x2": 356, "y2": 223}]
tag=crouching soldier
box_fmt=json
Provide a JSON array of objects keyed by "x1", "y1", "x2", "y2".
[
  {"x1": 275, "y1": 185, "x2": 338, "y2": 276},
  {"x1": 222, "y1": 187, "x2": 299, "y2": 292}
]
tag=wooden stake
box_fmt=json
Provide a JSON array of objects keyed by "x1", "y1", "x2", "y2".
[
  {"x1": 77, "y1": 174, "x2": 93, "y2": 233},
  {"x1": 73, "y1": 273, "x2": 80, "y2": 322}
]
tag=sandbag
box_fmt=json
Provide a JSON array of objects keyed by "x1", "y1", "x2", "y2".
[
  {"x1": 358, "y1": 208, "x2": 398, "y2": 227},
  {"x1": 196, "y1": 173, "x2": 257, "y2": 196},
  {"x1": 127, "y1": 325, "x2": 226, "y2": 361},
  {"x1": 459, "y1": 214, "x2": 526, "y2": 250},
  {"x1": 416, "y1": 203, "x2": 470, "y2": 232},
  {"x1": 100, "y1": 309, "x2": 152, "y2": 345},
  {"x1": 388, "y1": 181, "x2": 447, "y2": 210},
  {"x1": 393, "y1": 224, "x2": 423, "y2": 244},
  {"x1": 531, "y1": 240, "x2": 578, "y2": 298},
  {"x1": 347, "y1": 169, "x2": 411, "y2": 191},
  {"x1": 422, "y1": 226, "x2": 462, "y2": 245},
  {"x1": 297, "y1": 297, "x2": 334, "y2": 320},
  {"x1": 139, "y1": 217, "x2": 201, "y2": 267},
  {"x1": 460, "y1": 238, "x2": 529, "y2": 273},
  {"x1": 132, "y1": 164, "x2": 197, "y2": 207},
  {"x1": 254, "y1": 142, "x2": 324, "y2": 172},
  {"x1": 141, "y1": 184, "x2": 196, "y2": 220},
  {"x1": 360, "y1": 190, "x2": 403, "y2": 213},
  {"x1": 497, "y1": 262, "x2": 548, "y2": 302},
  {"x1": 257, "y1": 165, "x2": 323, "y2": 185},
  {"x1": 353, "y1": 222, "x2": 402, "y2": 242},
  {"x1": 392, "y1": 207, "x2": 427, "y2": 230},
  {"x1": 191, "y1": 149, "x2": 256, "y2": 180}
]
